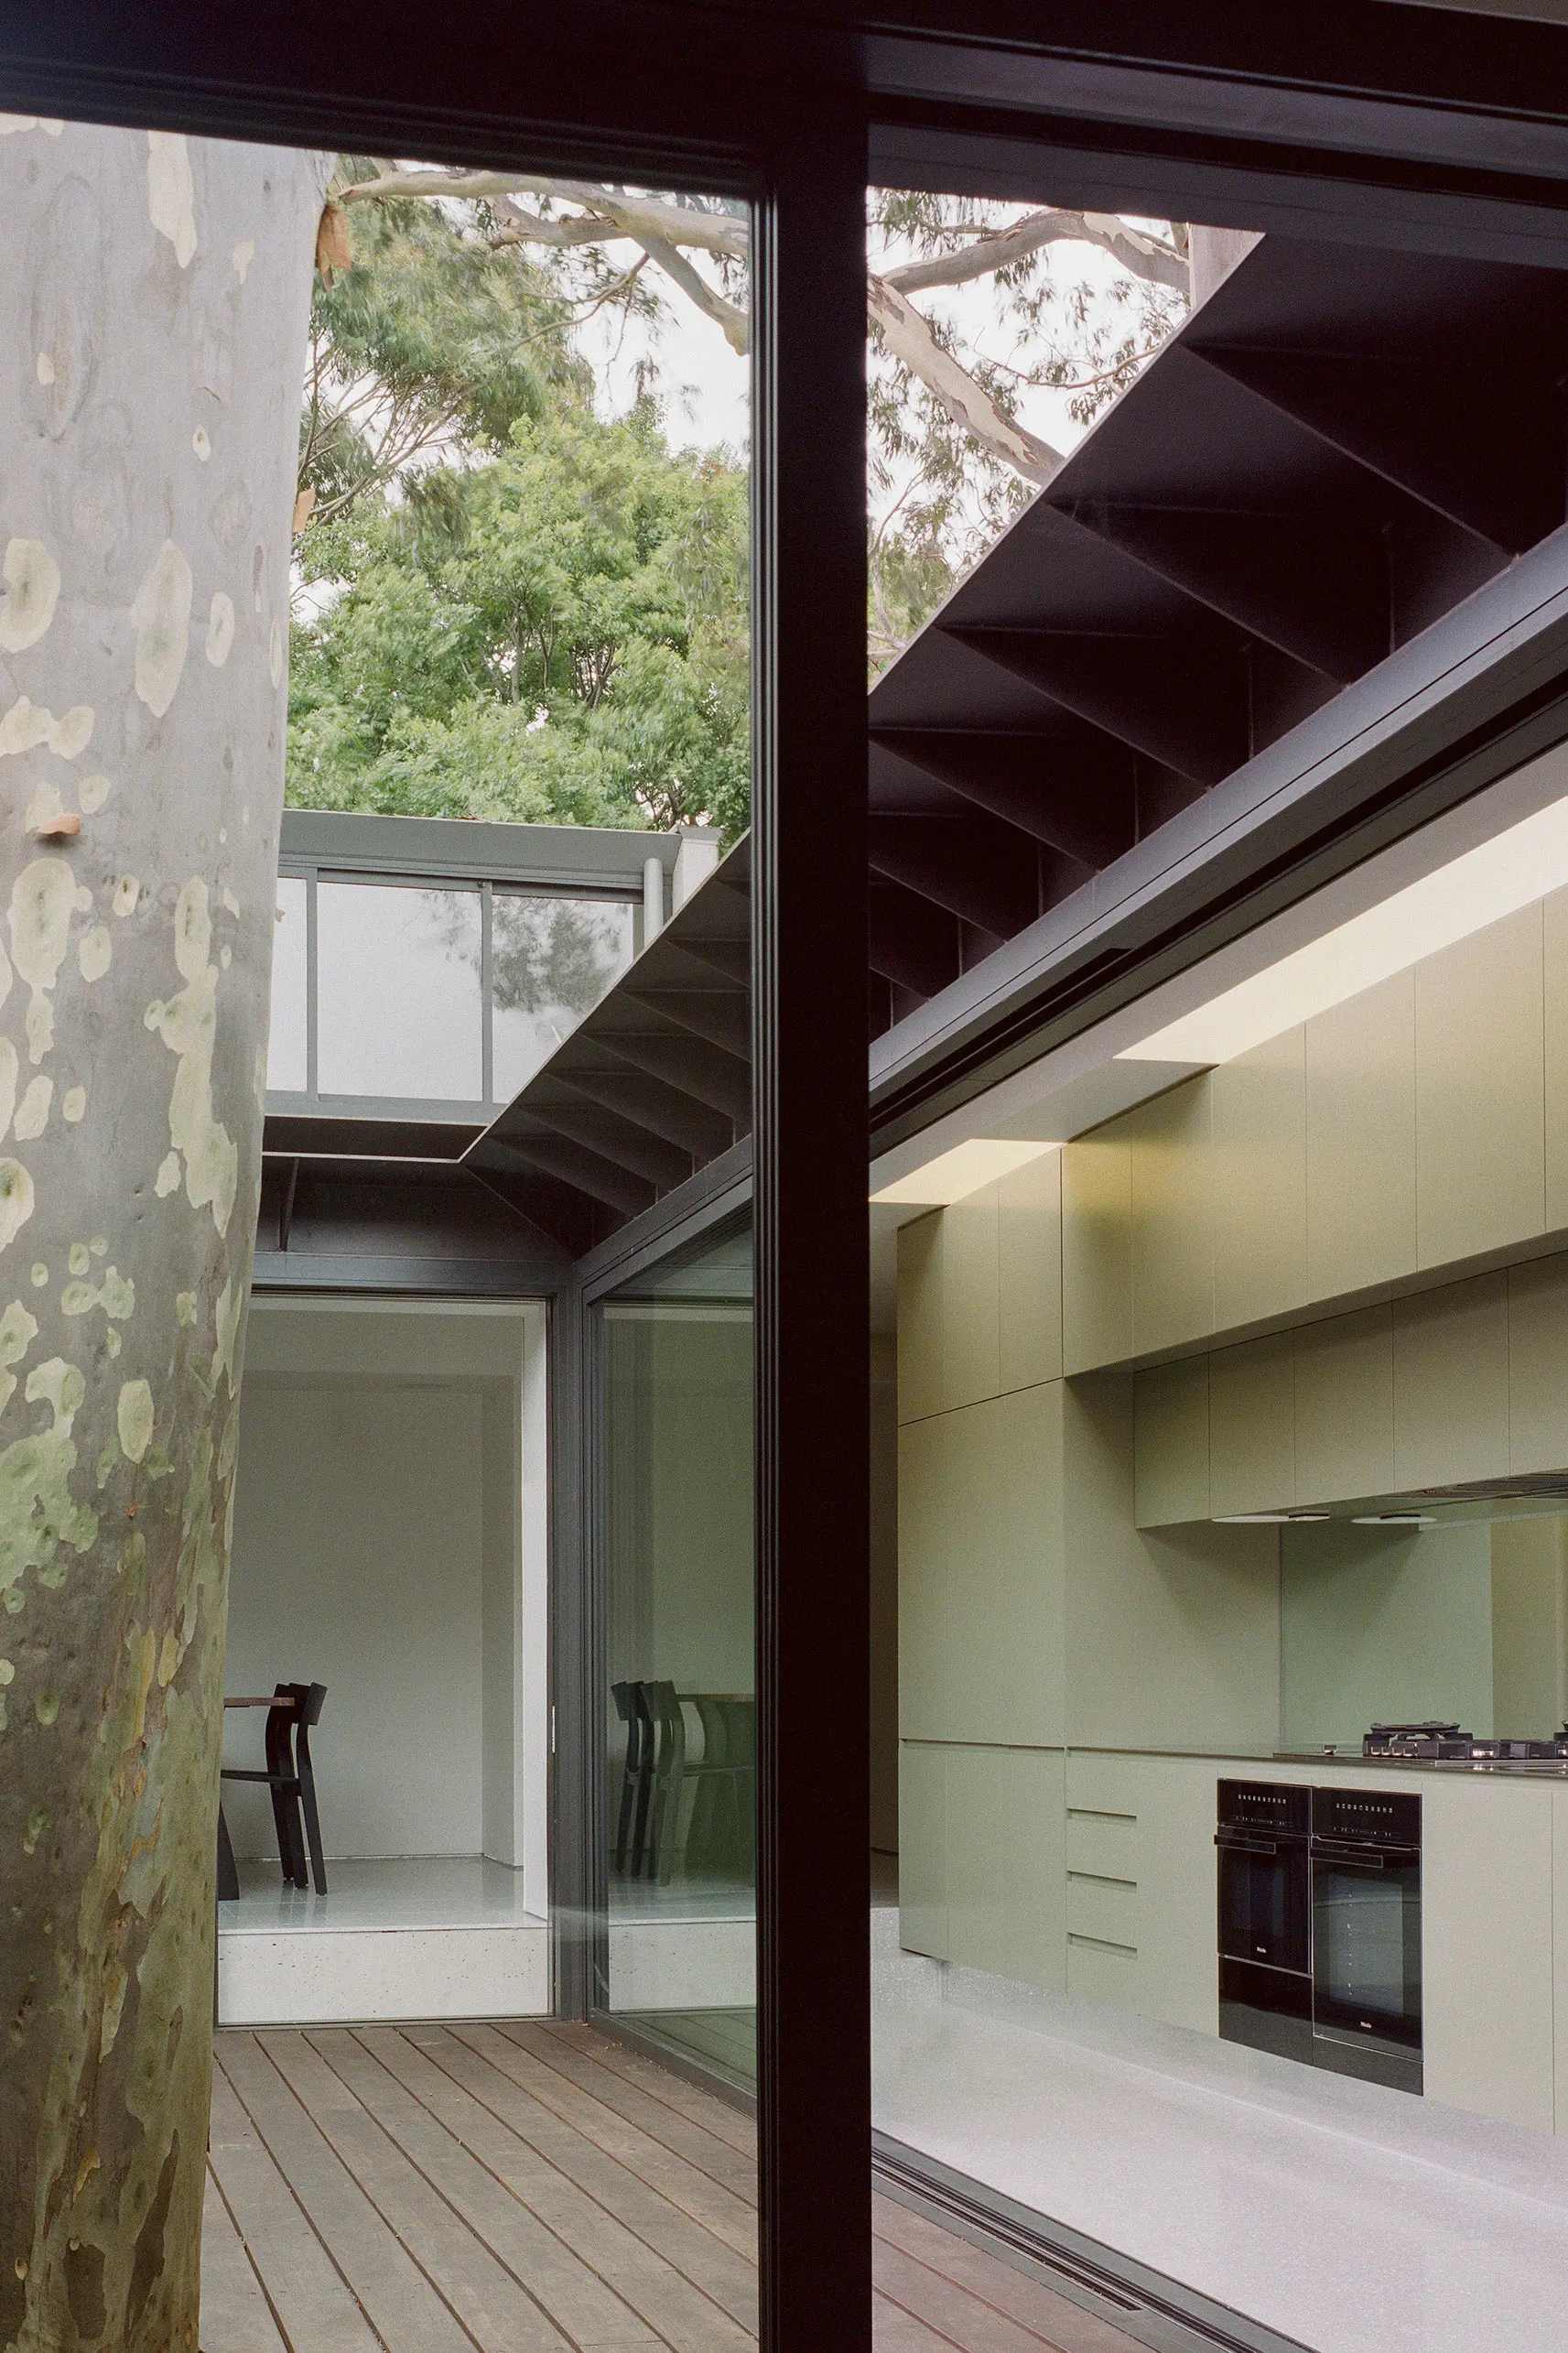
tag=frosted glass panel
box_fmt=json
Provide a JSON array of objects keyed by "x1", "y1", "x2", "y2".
[
  {"x1": 492, "y1": 892, "x2": 635, "y2": 1101},
  {"x1": 318, "y1": 881, "x2": 482, "y2": 1101},
  {"x1": 266, "y1": 875, "x2": 308, "y2": 1092}
]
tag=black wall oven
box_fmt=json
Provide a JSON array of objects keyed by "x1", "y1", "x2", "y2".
[
  {"x1": 1311, "y1": 1785, "x2": 1422, "y2": 2095},
  {"x1": 1217, "y1": 1780, "x2": 1422, "y2": 2094},
  {"x1": 1216, "y1": 1780, "x2": 1312, "y2": 2063}
]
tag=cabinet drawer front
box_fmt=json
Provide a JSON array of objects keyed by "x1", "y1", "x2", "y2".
[
  {"x1": 1065, "y1": 1872, "x2": 1139, "y2": 1947},
  {"x1": 1065, "y1": 1807, "x2": 1138, "y2": 1879},
  {"x1": 1067, "y1": 1935, "x2": 1138, "y2": 2005}
]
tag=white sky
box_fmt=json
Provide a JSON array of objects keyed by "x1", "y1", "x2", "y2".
[{"x1": 574, "y1": 215, "x2": 1178, "y2": 536}]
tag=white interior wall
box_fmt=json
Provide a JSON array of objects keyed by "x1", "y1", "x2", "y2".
[
  {"x1": 225, "y1": 1378, "x2": 486, "y2": 1858},
  {"x1": 225, "y1": 1302, "x2": 547, "y2": 1896}
]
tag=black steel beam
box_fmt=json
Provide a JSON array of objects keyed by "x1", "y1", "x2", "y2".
[
  {"x1": 549, "y1": 1066, "x2": 736, "y2": 1160},
  {"x1": 462, "y1": 1163, "x2": 600, "y2": 1255},
  {"x1": 872, "y1": 730, "x2": 1138, "y2": 868},
  {"x1": 627, "y1": 984, "x2": 752, "y2": 1059},
  {"x1": 594, "y1": 1028, "x2": 752, "y2": 1126},
  {"x1": 478, "y1": 1129, "x2": 655, "y2": 1218},
  {"x1": 523, "y1": 1090, "x2": 696, "y2": 1191},
  {"x1": 947, "y1": 626, "x2": 1249, "y2": 783},
  {"x1": 676, "y1": 934, "x2": 751, "y2": 986},
  {"x1": 867, "y1": 881, "x2": 963, "y2": 1000},
  {"x1": 1059, "y1": 502, "x2": 1392, "y2": 683},
  {"x1": 1191, "y1": 342, "x2": 1560, "y2": 557},
  {"x1": 868, "y1": 812, "x2": 1039, "y2": 938}
]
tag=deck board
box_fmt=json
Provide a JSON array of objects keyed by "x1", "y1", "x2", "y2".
[
  {"x1": 494, "y1": 2022, "x2": 760, "y2": 2198},
  {"x1": 871, "y1": 2197, "x2": 1149, "y2": 2353},
  {"x1": 206, "y1": 2066, "x2": 386, "y2": 2353},
  {"x1": 448, "y1": 2024, "x2": 757, "y2": 2253},
  {"x1": 308, "y1": 2029, "x2": 665, "y2": 2350},
  {"x1": 203, "y1": 2022, "x2": 1154, "y2": 2353},
  {"x1": 200, "y1": 2169, "x2": 289, "y2": 2353},
  {"x1": 549, "y1": 2026, "x2": 757, "y2": 2159},
  {"x1": 362, "y1": 2028, "x2": 755, "y2": 2347},
  {"x1": 218, "y1": 2034, "x2": 481, "y2": 2353}
]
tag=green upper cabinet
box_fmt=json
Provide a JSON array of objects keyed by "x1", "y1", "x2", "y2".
[
  {"x1": 1133, "y1": 1356, "x2": 1210, "y2": 1528},
  {"x1": 1293, "y1": 1305, "x2": 1395, "y2": 1505},
  {"x1": 1062, "y1": 893, "x2": 1567, "y2": 1375},
  {"x1": 896, "y1": 1156, "x2": 1064, "y2": 1421},
  {"x1": 1392, "y1": 1271, "x2": 1511, "y2": 1493},
  {"x1": 1544, "y1": 884, "x2": 1568, "y2": 1233},
  {"x1": 1130, "y1": 1079, "x2": 1215, "y2": 1356},
  {"x1": 895, "y1": 1209, "x2": 944, "y2": 1426},
  {"x1": 941, "y1": 1187, "x2": 1004, "y2": 1411},
  {"x1": 1414, "y1": 904, "x2": 1545, "y2": 1271},
  {"x1": 1303, "y1": 970, "x2": 1417, "y2": 1301},
  {"x1": 1208, "y1": 1331, "x2": 1295, "y2": 1518},
  {"x1": 1212, "y1": 1028, "x2": 1307, "y2": 1330},
  {"x1": 1130, "y1": 1257, "x2": 1568, "y2": 1526},
  {"x1": 1062, "y1": 1122, "x2": 1133, "y2": 1374},
  {"x1": 1509, "y1": 1252, "x2": 1568, "y2": 1474},
  {"x1": 998, "y1": 1152, "x2": 1065, "y2": 1393}
]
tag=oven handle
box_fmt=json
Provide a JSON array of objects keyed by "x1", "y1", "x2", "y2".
[
  {"x1": 1215, "y1": 1833, "x2": 1280, "y2": 1855},
  {"x1": 1312, "y1": 1840, "x2": 1420, "y2": 1869}
]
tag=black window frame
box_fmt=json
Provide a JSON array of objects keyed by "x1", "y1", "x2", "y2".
[{"x1": 22, "y1": 9, "x2": 1568, "y2": 2348}]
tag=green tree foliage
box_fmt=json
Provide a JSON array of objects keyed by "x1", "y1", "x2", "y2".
[{"x1": 288, "y1": 185, "x2": 751, "y2": 839}]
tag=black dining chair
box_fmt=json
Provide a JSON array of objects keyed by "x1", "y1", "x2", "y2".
[
  {"x1": 220, "y1": 1682, "x2": 329, "y2": 1894},
  {"x1": 643, "y1": 1680, "x2": 754, "y2": 1886},
  {"x1": 611, "y1": 1678, "x2": 654, "y2": 1875}
]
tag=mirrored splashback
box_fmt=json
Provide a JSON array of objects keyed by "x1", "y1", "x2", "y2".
[{"x1": 1281, "y1": 1510, "x2": 1568, "y2": 1748}]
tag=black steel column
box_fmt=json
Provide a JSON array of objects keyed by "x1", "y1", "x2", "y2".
[
  {"x1": 752, "y1": 84, "x2": 871, "y2": 2353},
  {"x1": 551, "y1": 1278, "x2": 591, "y2": 2021}
]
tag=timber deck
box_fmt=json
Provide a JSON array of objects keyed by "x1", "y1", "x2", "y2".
[{"x1": 202, "y1": 2020, "x2": 1149, "y2": 2353}]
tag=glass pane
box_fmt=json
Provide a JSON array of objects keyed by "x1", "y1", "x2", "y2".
[
  {"x1": 266, "y1": 875, "x2": 308, "y2": 1091},
  {"x1": 600, "y1": 1212, "x2": 755, "y2": 2086},
  {"x1": 317, "y1": 880, "x2": 482, "y2": 1101},
  {"x1": 1314, "y1": 1864, "x2": 1420, "y2": 2033},
  {"x1": 491, "y1": 892, "x2": 636, "y2": 1101}
]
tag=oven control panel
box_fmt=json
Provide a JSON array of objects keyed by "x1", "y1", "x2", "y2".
[
  {"x1": 1218, "y1": 1779, "x2": 1310, "y2": 1836},
  {"x1": 1313, "y1": 1786, "x2": 1421, "y2": 1847}
]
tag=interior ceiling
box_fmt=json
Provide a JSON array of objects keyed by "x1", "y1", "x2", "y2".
[{"x1": 866, "y1": 232, "x2": 1568, "y2": 1041}]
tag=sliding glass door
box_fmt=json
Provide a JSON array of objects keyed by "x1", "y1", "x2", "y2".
[{"x1": 594, "y1": 1210, "x2": 757, "y2": 2082}]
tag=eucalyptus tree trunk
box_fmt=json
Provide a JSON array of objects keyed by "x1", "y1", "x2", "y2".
[{"x1": 0, "y1": 121, "x2": 329, "y2": 2351}]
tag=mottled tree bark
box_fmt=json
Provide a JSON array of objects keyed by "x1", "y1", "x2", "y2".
[{"x1": 0, "y1": 121, "x2": 329, "y2": 2351}]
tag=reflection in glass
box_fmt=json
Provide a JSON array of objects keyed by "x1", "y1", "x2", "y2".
[
  {"x1": 492, "y1": 891, "x2": 636, "y2": 1101},
  {"x1": 267, "y1": 875, "x2": 308, "y2": 1092},
  {"x1": 600, "y1": 1214, "x2": 754, "y2": 2084},
  {"x1": 317, "y1": 880, "x2": 482, "y2": 1101}
]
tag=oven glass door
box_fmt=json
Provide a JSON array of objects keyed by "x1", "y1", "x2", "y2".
[
  {"x1": 1218, "y1": 1838, "x2": 1309, "y2": 1973},
  {"x1": 1312, "y1": 1848, "x2": 1421, "y2": 2054}
]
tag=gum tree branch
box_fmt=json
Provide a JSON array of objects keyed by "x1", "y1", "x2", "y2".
[
  {"x1": 339, "y1": 168, "x2": 749, "y2": 257},
  {"x1": 882, "y1": 206, "x2": 1187, "y2": 295},
  {"x1": 866, "y1": 276, "x2": 1065, "y2": 484},
  {"x1": 342, "y1": 171, "x2": 1173, "y2": 484}
]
